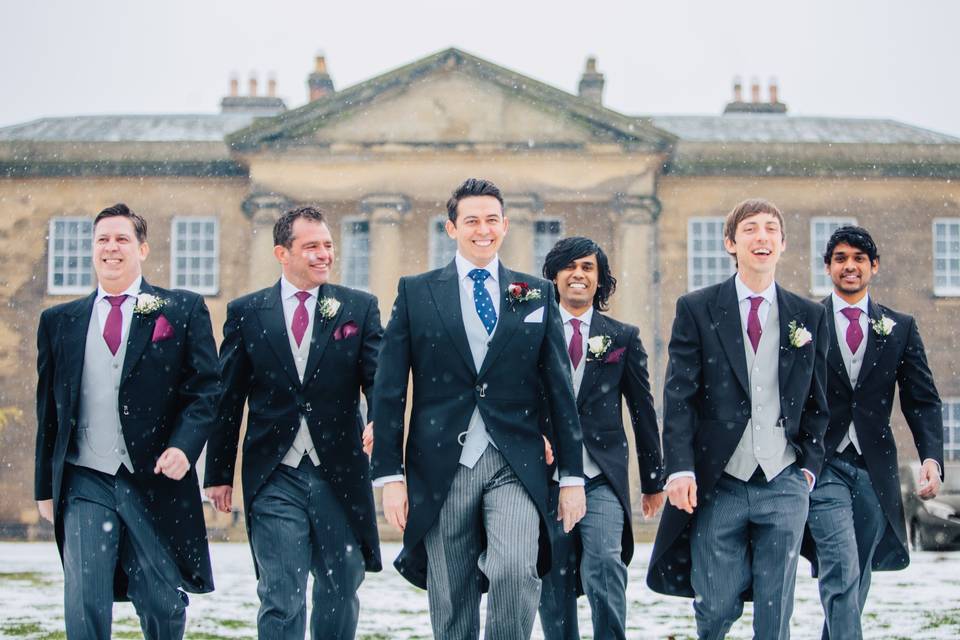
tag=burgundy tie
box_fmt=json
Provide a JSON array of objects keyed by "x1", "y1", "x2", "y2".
[
  {"x1": 747, "y1": 296, "x2": 764, "y2": 352},
  {"x1": 841, "y1": 307, "x2": 864, "y2": 353},
  {"x1": 569, "y1": 318, "x2": 584, "y2": 368},
  {"x1": 292, "y1": 291, "x2": 311, "y2": 347},
  {"x1": 103, "y1": 295, "x2": 127, "y2": 356}
]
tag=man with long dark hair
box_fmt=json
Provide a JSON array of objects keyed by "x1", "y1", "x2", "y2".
[
  {"x1": 804, "y1": 225, "x2": 943, "y2": 639},
  {"x1": 538, "y1": 237, "x2": 664, "y2": 640}
]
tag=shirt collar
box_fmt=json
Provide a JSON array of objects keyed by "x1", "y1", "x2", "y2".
[
  {"x1": 832, "y1": 291, "x2": 869, "y2": 315},
  {"x1": 280, "y1": 275, "x2": 320, "y2": 301},
  {"x1": 455, "y1": 252, "x2": 500, "y2": 284},
  {"x1": 96, "y1": 275, "x2": 142, "y2": 303},
  {"x1": 560, "y1": 305, "x2": 593, "y2": 328},
  {"x1": 735, "y1": 273, "x2": 776, "y2": 305}
]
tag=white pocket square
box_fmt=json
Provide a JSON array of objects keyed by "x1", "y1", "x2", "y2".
[{"x1": 523, "y1": 307, "x2": 545, "y2": 323}]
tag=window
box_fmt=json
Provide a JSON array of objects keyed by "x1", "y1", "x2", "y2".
[
  {"x1": 811, "y1": 217, "x2": 857, "y2": 296},
  {"x1": 533, "y1": 219, "x2": 563, "y2": 276},
  {"x1": 943, "y1": 399, "x2": 960, "y2": 461},
  {"x1": 687, "y1": 217, "x2": 733, "y2": 291},
  {"x1": 933, "y1": 219, "x2": 960, "y2": 296},
  {"x1": 429, "y1": 216, "x2": 456, "y2": 269},
  {"x1": 341, "y1": 218, "x2": 370, "y2": 290},
  {"x1": 48, "y1": 217, "x2": 94, "y2": 294},
  {"x1": 171, "y1": 217, "x2": 219, "y2": 294}
]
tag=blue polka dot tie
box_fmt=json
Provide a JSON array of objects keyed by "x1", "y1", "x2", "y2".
[{"x1": 468, "y1": 268, "x2": 497, "y2": 335}]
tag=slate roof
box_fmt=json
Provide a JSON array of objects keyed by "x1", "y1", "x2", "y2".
[
  {"x1": 648, "y1": 114, "x2": 960, "y2": 145},
  {"x1": 0, "y1": 114, "x2": 256, "y2": 142}
]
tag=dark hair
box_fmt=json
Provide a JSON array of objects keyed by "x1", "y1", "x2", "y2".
[
  {"x1": 94, "y1": 203, "x2": 147, "y2": 243},
  {"x1": 273, "y1": 206, "x2": 327, "y2": 248},
  {"x1": 823, "y1": 225, "x2": 879, "y2": 264},
  {"x1": 446, "y1": 178, "x2": 504, "y2": 224},
  {"x1": 542, "y1": 236, "x2": 617, "y2": 311}
]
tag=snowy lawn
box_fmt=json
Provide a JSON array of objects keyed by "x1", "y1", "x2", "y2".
[{"x1": 0, "y1": 542, "x2": 957, "y2": 639}]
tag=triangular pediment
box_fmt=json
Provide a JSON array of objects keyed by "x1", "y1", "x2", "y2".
[{"x1": 229, "y1": 48, "x2": 675, "y2": 152}]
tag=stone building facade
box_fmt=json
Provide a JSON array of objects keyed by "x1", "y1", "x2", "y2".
[{"x1": 2, "y1": 48, "x2": 959, "y2": 536}]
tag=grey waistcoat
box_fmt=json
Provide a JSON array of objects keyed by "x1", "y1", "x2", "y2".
[
  {"x1": 280, "y1": 308, "x2": 321, "y2": 468},
  {"x1": 724, "y1": 298, "x2": 797, "y2": 481},
  {"x1": 66, "y1": 308, "x2": 135, "y2": 475},
  {"x1": 458, "y1": 279, "x2": 496, "y2": 468}
]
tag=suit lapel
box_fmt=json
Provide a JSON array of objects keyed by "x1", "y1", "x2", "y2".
[
  {"x1": 777, "y1": 286, "x2": 804, "y2": 399},
  {"x1": 121, "y1": 280, "x2": 157, "y2": 384},
  {"x1": 707, "y1": 277, "x2": 750, "y2": 397},
  {"x1": 855, "y1": 298, "x2": 886, "y2": 389},
  {"x1": 477, "y1": 264, "x2": 523, "y2": 379},
  {"x1": 577, "y1": 313, "x2": 605, "y2": 409},
  {"x1": 303, "y1": 284, "x2": 341, "y2": 385},
  {"x1": 65, "y1": 292, "x2": 97, "y2": 414},
  {"x1": 822, "y1": 295, "x2": 853, "y2": 391},
  {"x1": 257, "y1": 282, "x2": 303, "y2": 388},
  {"x1": 427, "y1": 261, "x2": 477, "y2": 377}
]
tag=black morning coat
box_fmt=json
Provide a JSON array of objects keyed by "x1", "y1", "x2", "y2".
[
  {"x1": 646, "y1": 275, "x2": 830, "y2": 598},
  {"x1": 371, "y1": 261, "x2": 585, "y2": 589},
  {"x1": 35, "y1": 280, "x2": 221, "y2": 599},
  {"x1": 800, "y1": 296, "x2": 944, "y2": 573},
  {"x1": 541, "y1": 311, "x2": 664, "y2": 587},
  {"x1": 203, "y1": 282, "x2": 383, "y2": 573}
]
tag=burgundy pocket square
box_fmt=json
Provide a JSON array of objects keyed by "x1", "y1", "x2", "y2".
[
  {"x1": 151, "y1": 314, "x2": 175, "y2": 342},
  {"x1": 333, "y1": 320, "x2": 359, "y2": 341},
  {"x1": 604, "y1": 347, "x2": 626, "y2": 364}
]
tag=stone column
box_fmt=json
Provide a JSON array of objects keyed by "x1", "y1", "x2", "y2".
[
  {"x1": 361, "y1": 194, "x2": 410, "y2": 314},
  {"x1": 499, "y1": 194, "x2": 541, "y2": 274},
  {"x1": 241, "y1": 192, "x2": 292, "y2": 291},
  {"x1": 610, "y1": 195, "x2": 662, "y2": 380}
]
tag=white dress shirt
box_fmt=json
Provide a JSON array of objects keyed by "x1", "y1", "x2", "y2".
[
  {"x1": 557, "y1": 306, "x2": 602, "y2": 480},
  {"x1": 278, "y1": 276, "x2": 322, "y2": 467}
]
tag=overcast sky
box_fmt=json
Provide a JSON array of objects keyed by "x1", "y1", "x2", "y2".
[{"x1": 2, "y1": 0, "x2": 958, "y2": 136}]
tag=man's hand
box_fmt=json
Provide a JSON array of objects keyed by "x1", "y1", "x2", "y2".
[
  {"x1": 557, "y1": 485, "x2": 586, "y2": 533},
  {"x1": 802, "y1": 469, "x2": 815, "y2": 491},
  {"x1": 362, "y1": 421, "x2": 374, "y2": 458},
  {"x1": 154, "y1": 447, "x2": 190, "y2": 481},
  {"x1": 666, "y1": 476, "x2": 698, "y2": 514},
  {"x1": 37, "y1": 499, "x2": 54, "y2": 524},
  {"x1": 382, "y1": 481, "x2": 408, "y2": 532},
  {"x1": 542, "y1": 436, "x2": 554, "y2": 466},
  {"x1": 641, "y1": 491, "x2": 666, "y2": 519},
  {"x1": 918, "y1": 459, "x2": 942, "y2": 500},
  {"x1": 205, "y1": 485, "x2": 233, "y2": 513}
]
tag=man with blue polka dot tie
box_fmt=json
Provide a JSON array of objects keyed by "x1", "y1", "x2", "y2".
[{"x1": 373, "y1": 178, "x2": 586, "y2": 640}]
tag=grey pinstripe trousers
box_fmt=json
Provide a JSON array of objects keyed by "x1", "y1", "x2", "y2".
[{"x1": 424, "y1": 446, "x2": 541, "y2": 640}]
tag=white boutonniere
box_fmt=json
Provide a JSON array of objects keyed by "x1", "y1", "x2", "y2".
[
  {"x1": 872, "y1": 315, "x2": 896, "y2": 337},
  {"x1": 317, "y1": 297, "x2": 341, "y2": 321},
  {"x1": 586, "y1": 335, "x2": 612, "y2": 360},
  {"x1": 133, "y1": 292, "x2": 166, "y2": 315},
  {"x1": 788, "y1": 320, "x2": 813, "y2": 348},
  {"x1": 506, "y1": 282, "x2": 542, "y2": 309}
]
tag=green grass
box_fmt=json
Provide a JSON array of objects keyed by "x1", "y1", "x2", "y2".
[{"x1": 0, "y1": 571, "x2": 54, "y2": 587}]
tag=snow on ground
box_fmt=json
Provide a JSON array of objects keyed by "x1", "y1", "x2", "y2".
[{"x1": 0, "y1": 542, "x2": 957, "y2": 639}]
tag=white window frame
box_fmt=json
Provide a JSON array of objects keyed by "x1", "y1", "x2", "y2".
[
  {"x1": 428, "y1": 215, "x2": 456, "y2": 270},
  {"x1": 933, "y1": 218, "x2": 960, "y2": 297},
  {"x1": 170, "y1": 216, "x2": 220, "y2": 295},
  {"x1": 533, "y1": 218, "x2": 564, "y2": 276},
  {"x1": 47, "y1": 217, "x2": 94, "y2": 295},
  {"x1": 810, "y1": 217, "x2": 857, "y2": 296},
  {"x1": 687, "y1": 217, "x2": 733, "y2": 291},
  {"x1": 943, "y1": 398, "x2": 960, "y2": 462},
  {"x1": 341, "y1": 216, "x2": 370, "y2": 291}
]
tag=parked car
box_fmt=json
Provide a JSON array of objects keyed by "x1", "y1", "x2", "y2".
[{"x1": 901, "y1": 462, "x2": 960, "y2": 551}]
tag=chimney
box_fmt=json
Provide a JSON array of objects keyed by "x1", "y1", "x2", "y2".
[
  {"x1": 724, "y1": 75, "x2": 787, "y2": 114},
  {"x1": 578, "y1": 56, "x2": 605, "y2": 106},
  {"x1": 221, "y1": 70, "x2": 287, "y2": 116},
  {"x1": 308, "y1": 53, "x2": 335, "y2": 102}
]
